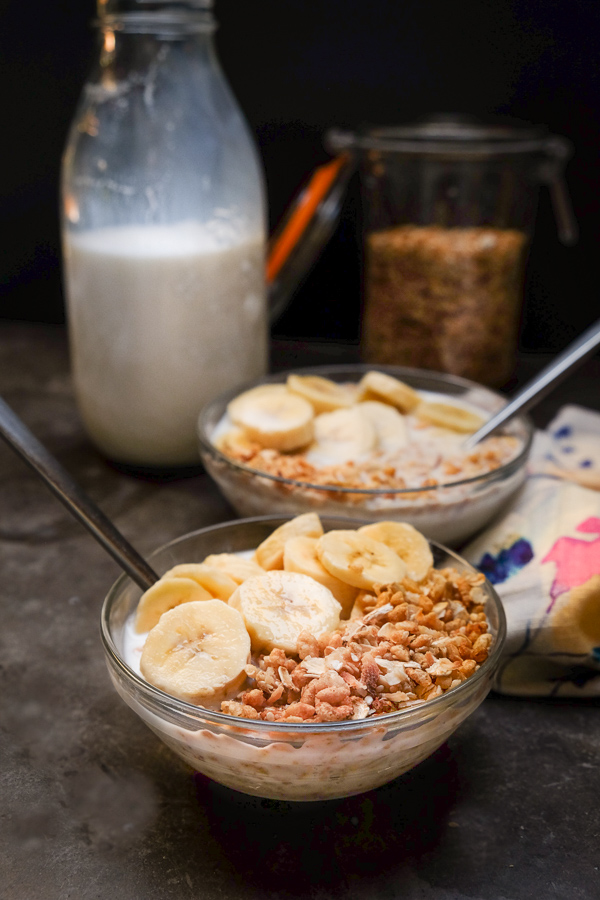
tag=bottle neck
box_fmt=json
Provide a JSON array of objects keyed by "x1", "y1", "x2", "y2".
[
  {"x1": 95, "y1": 15, "x2": 217, "y2": 84},
  {"x1": 97, "y1": 0, "x2": 216, "y2": 36}
]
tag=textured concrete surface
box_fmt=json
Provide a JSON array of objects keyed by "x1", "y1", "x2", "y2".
[{"x1": 1, "y1": 323, "x2": 599, "y2": 900}]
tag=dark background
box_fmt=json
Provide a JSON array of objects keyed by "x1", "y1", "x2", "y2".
[{"x1": 1, "y1": 0, "x2": 599, "y2": 352}]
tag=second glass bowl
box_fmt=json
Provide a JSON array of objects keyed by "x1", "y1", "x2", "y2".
[{"x1": 197, "y1": 364, "x2": 533, "y2": 546}]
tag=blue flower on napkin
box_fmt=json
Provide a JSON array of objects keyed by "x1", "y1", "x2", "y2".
[{"x1": 477, "y1": 537, "x2": 534, "y2": 585}]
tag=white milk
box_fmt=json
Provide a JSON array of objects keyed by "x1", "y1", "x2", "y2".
[{"x1": 63, "y1": 223, "x2": 267, "y2": 466}]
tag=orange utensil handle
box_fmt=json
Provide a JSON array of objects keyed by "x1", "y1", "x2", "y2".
[{"x1": 266, "y1": 154, "x2": 349, "y2": 284}]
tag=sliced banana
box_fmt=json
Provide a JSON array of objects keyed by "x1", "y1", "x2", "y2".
[
  {"x1": 550, "y1": 575, "x2": 600, "y2": 655},
  {"x1": 307, "y1": 406, "x2": 376, "y2": 465},
  {"x1": 357, "y1": 370, "x2": 421, "y2": 413},
  {"x1": 135, "y1": 577, "x2": 214, "y2": 634},
  {"x1": 229, "y1": 570, "x2": 341, "y2": 654},
  {"x1": 162, "y1": 563, "x2": 238, "y2": 602},
  {"x1": 416, "y1": 400, "x2": 485, "y2": 433},
  {"x1": 358, "y1": 521, "x2": 433, "y2": 582},
  {"x1": 202, "y1": 553, "x2": 265, "y2": 585},
  {"x1": 286, "y1": 374, "x2": 356, "y2": 414},
  {"x1": 254, "y1": 512, "x2": 324, "y2": 571},
  {"x1": 227, "y1": 384, "x2": 314, "y2": 452},
  {"x1": 140, "y1": 600, "x2": 250, "y2": 704},
  {"x1": 357, "y1": 400, "x2": 408, "y2": 453},
  {"x1": 283, "y1": 535, "x2": 358, "y2": 618},
  {"x1": 316, "y1": 530, "x2": 407, "y2": 590}
]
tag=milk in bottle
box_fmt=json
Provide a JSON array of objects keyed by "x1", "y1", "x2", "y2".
[{"x1": 64, "y1": 223, "x2": 266, "y2": 465}]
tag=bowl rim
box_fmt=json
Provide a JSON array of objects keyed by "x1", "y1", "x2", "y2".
[
  {"x1": 101, "y1": 514, "x2": 507, "y2": 736},
  {"x1": 197, "y1": 363, "x2": 534, "y2": 497}
]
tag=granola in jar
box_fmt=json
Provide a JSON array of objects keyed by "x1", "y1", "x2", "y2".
[{"x1": 362, "y1": 225, "x2": 528, "y2": 387}]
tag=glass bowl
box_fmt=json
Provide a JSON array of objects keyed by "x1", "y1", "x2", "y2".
[
  {"x1": 197, "y1": 364, "x2": 534, "y2": 546},
  {"x1": 101, "y1": 515, "x2": 507, "y2": 802}
]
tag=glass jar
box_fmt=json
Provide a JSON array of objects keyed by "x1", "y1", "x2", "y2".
[
  {"x1": 328, "y1": 117, "x2": 576, "y2": 387},
  {"x1": 61, "y1": 0, "x2": 267, "y2": 467}
]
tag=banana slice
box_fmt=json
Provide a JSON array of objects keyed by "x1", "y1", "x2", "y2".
[
  {"x1": 162, "y1": 563, "x2": 238, "y2": 602},
  {"x1": 229, "y1": 570, "x2": 341, "y2": 654},
  {"x1": 140, "y1": 600, "x2": 250, "y2": 704},
  {"x1": 254, "y1": 512, "x2": 324, "y2": 570},
  {"x1": 358, "y1": 521, "x2": 433, "y2": 582},
  {"x1": 416, "y1": 401, "x2": 485, "y2": 433},
  {"x1": 316, "y1": 530, "x2": 407, "y2": 590},
  {"x1": 286, "y1": 374, "x2": 356, "y2": 414},
  {"x1": 308, "y1": 407, "x2": 376, "y2": 465},
  {"x1": 283, "y1": 535, "x2": 358, "y2": 618},
  {"x1": 550, "y1": 575, "x2": 600, "y2": 655},
  {"x1": 357, "y1": 400, "x2": 408, "y2": 453},
  {"x1": 227, "y1": 384, "x2": 314, "y2": 452},
  {"x1": 135, "y1": 577, "x2": 214, "y2": 634},
  {"x1": 202, "y1": 553, "x2": 265, "y2": 584},
  {"x1": 357, "y1": 370, "x2": 421, "y2": 413}
]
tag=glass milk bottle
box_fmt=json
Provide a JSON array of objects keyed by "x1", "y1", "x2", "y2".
[{"x1": 61, "y1": 0, "x2": 267, "y2": 466}]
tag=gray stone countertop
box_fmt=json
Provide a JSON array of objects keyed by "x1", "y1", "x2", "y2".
[{"x1": 1, "y1": 323, "x2": 599, "y2": 900}]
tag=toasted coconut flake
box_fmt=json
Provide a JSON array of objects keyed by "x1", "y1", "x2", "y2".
[
  {"x1": 351, "y1": 698, "x2": 371, "y2": 719},
  {"x1": 363, "y1": 603, "x2": 394, "y2": 623},
  {"x1": 278, "y1": 666, "x2": 294, "y2": 688},
  {"x1": 426, "y1": 658, "x2": 455, "y2": 677},
  {"x1": 300, "y1": 656, "x2": 327, "y2": 677}
]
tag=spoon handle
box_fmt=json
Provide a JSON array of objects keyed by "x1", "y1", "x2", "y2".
[
  {"x1": 0, "y1": 395, "x2": 158, "y2": 591},
  {"x1": 465, "y1": 317, "x2": 600, "y2": 449}
]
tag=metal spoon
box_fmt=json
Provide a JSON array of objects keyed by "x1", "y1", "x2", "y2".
[
  {"x1": 0, "y1": 395, "x2": 158, "y2": 590},
  {"x1": 464, "y1": 317, "x2": 600, "y2": 449}
]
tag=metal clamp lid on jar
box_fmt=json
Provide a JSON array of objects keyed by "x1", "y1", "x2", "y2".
[{"x1": 326, "y1": 115, "x2": 578, "y2": 245}]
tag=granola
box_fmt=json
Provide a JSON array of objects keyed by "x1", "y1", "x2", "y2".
[
  {"x1": 363, "y1": 225, "x2": 528, "y2": 387},
  {"x1": 221, "y1": 565, "x2": 490, "y2": 723},
  {"x1": 216, "y1": 416, "x2": 520, "y2": 494}
]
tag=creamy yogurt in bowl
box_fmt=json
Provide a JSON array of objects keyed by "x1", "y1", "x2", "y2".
[
  {"x1": 102, "y1": 515, "x2": 506, "y2": 801},
  {"x1": 198, "y1": 365, "x2": 533, "y2": 546}
]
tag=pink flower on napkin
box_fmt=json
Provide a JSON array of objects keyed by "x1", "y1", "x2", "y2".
[{"x1": 542, "y1": 516, "x2": 600, "y2": 611}]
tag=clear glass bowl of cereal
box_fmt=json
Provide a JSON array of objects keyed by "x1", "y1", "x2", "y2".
[
  {"x1": 197, "y1": 364, "x2": 534, "y2": 546},
  {"x1": 101, "y1": 515, "x2": 507, "y2": 802}
]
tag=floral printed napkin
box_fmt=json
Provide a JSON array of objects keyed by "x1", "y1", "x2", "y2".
[{"x1": 462, "y1": 405, "x2": 600, "y2": 697}]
